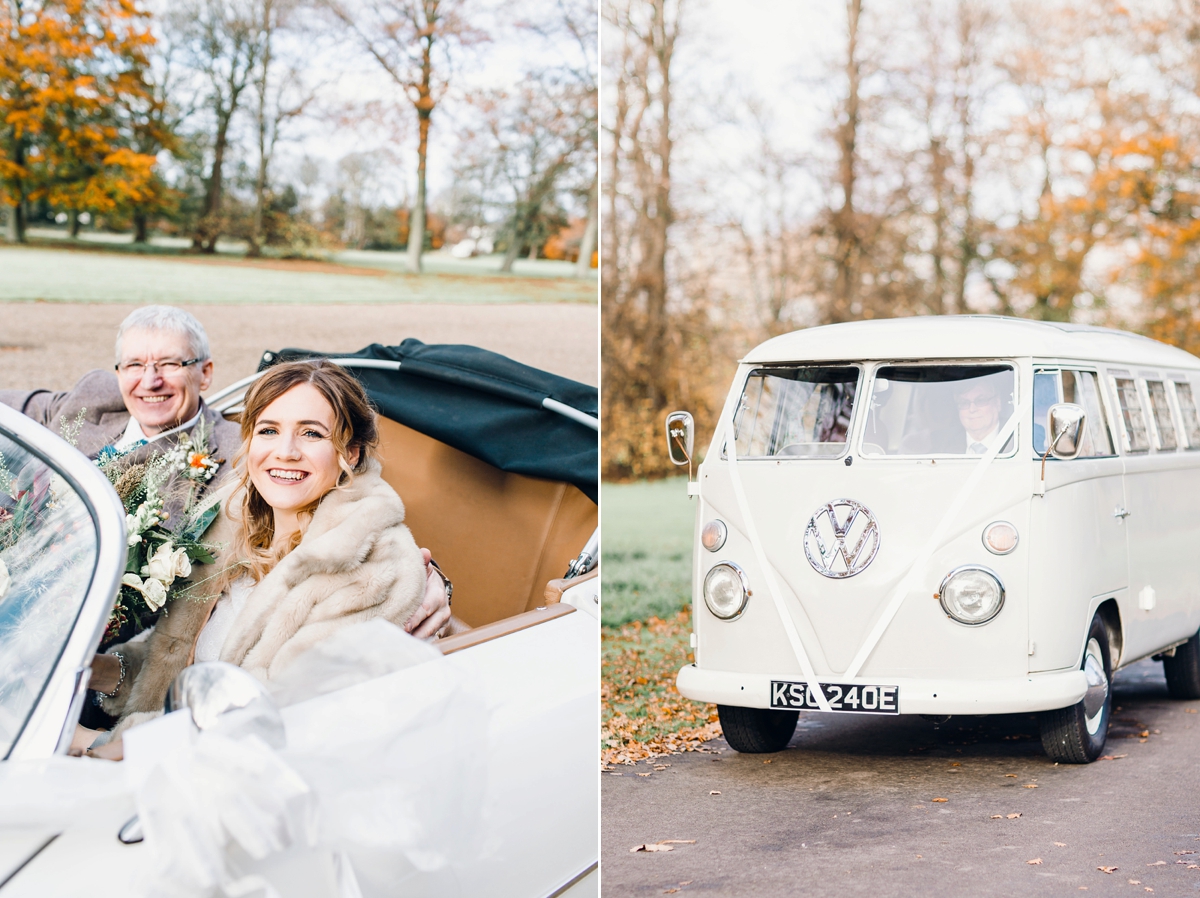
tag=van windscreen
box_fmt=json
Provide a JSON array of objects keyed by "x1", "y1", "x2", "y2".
[
  {"x1": 731, "y1": 367, "x2": 858, "y2": 458},
  {"x1": 862, "y1": 365, "x2": 1017, "y2": 457}
]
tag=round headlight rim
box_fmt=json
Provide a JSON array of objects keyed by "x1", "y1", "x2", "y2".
[
  {"x1": 703, "y1": 560, "x2": 750, "y2": 621},
  {"x1": 701, "y1": 519, "x2": 728, "y2": 553},
  {"x1": 981, "y1": 520, "x2": 1019, "y2": 556},
  {"x1": 938, "y1": 563, "x2": 1006, "y2": 627}
]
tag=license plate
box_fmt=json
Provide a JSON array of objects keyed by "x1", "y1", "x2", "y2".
[{"x1": 769, "y1": 680, "x2": 899, "y2": 714}]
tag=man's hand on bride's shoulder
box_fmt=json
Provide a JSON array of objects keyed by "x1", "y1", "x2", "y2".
[{"x1": 404, "y1": 547, "x2": 452, "y2": 639}]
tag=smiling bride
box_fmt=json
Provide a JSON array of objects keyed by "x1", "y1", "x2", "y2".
[{"x1": 82, "y1": 360, "x2": 432, "y2": 756}]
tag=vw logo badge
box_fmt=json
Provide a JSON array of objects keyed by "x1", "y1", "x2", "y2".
[{"x1": 803, "y1": 499, "x2": 880, "y2": 579}]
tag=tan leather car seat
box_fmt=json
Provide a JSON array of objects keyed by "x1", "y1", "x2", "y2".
[{"x1": 374, "y1": 417, "x2": 596, "y2": 629}]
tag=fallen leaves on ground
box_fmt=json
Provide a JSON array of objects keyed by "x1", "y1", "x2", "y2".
[
  {"x1": 991, "y1": 815, "x2": 1003, "y2": 819},
  {"x1": 1175, "y1": 850, "x2": 1196, "y2": 855},
  {"x1": 603, "y1": 610, "x2": 722, "y2": 766},
  {"x1": 1129, "y1": 880, "x2": 1141, "y2": 885},
  {"x1": 1098, "y1": 866, "x2": 1119, "y2": 874},
  {"x1": 1099, "y1": 754, "x2": 1128, "y2": 760},
  {"x1": 1147, "y1": 861, "x2": 1166, "y2": 866},
  {"x1": 1028, "y1": 858, "x2": 1043, "y2": 865},
  {"x1": 1024, "y1": 783, "x2": 1038, "y2": 788},
  {"x1": 1186, "y1": 708, "x2": 1198, "y2": 714},
  {"x1": 709, "y1": 790, "x2": 721, "y2": 795},
  {"x1": 1007, "y1": 813, "x2": 1022, "y2": 819},
  {"x1": 1005, "y1": 774, "x2": 1018, "y2": 777},
  {"x1": 1055, "y1": 842, "x2": 1067, "y2": 847},
  {"x1": 932, "y1": 797, "x2": 948, "y2": 802}
]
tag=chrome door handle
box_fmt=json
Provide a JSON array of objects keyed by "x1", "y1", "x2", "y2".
[{"x1": 1114, "y1": 507, "x2": 1130, "y2": 519}]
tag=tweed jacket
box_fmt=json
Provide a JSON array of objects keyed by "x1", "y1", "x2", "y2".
[
  {"x1": 101, "y1": 459, "x2": 427, "y2": 734},
  {"x1": 0, "y1": 369, "x2": 242, "y2": 474}
]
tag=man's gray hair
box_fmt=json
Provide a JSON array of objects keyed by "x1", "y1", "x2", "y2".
[{"x1": 115, "y1": 306, "x2": 211, "y2": 362}]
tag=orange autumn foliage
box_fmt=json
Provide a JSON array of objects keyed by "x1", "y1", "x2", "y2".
[{"x1": 0, "y1": 0, "x2": 160, "y2": 228}]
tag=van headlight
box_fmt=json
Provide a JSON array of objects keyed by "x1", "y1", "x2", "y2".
[
  {"x1": 703, "y1": 562, "x2": 749, "y2": 620},
  {"x1": 938, "y1": 565, "x2": 1005, "y2": 625}
]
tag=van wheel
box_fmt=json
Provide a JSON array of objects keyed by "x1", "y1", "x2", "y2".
[
  {"x1": 717, "y1": 705, "x2": 798, "y2": 753},
  {"x1": 1163, "y1": 629, "x2": 1200, "y2": 699},
  {"x1": 1038, "y1": 613, "x2": 1112, "y2": 763}
]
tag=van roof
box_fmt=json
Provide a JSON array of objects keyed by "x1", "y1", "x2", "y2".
[{"x1": 744, "y1": 316, "x2": 1200, "y2": 370}]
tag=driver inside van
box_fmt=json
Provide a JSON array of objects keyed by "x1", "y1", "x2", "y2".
[{"x1": 954, "y1": 381, "x2": 1002, "y2": 454}]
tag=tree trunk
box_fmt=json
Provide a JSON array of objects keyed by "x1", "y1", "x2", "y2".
[
  {"x1": 69, "y1": 209, "x2": 80, "y2": 238},
  {"x1": 133, "y1": 210, "x2": 148, "y2": 244},
  {"x1": 499, "y1": 230, "x2": 521, "y2": 272},
  {"x1": 639, "y1": 0, "x2": 675, "y2": 408},
  {"x1": 830, "y1": 0, "x2": 863, "y2": 324},
  {"x1": 576, "y1": 175, "x2": 597, "y2": 278},
  {"x1": 407, "y1": 107, "x2": 430, "y2": 273},
  {"x1": 198, "y1": 110, "x2": 234, "y2": 254},
  {"x1": 5, "y1": 201, "x2": 24, "y2": 243}
]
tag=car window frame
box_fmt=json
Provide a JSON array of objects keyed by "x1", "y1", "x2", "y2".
[
  {"x1": 0, "y1": 403, "x2": 126, "y2": 761},
  {"x1": 1108, "y1": 369, "x2": 1152, "y2": 454},
  {"x1": 1031, "y1": 366, "x2": 1118, "y2": 459},
  {"x1": 856, "y1": 360, "x2": 1021, "y2": 460},
  {"x1": 1169, "y1": 376, "x2": 1200, "y2": 450},
  {"x1": 722, "y1": 363, "x2": 863, "y2": 461}
]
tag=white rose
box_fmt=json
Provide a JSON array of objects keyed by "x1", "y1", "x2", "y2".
[
  {"x1": 141, "y1": 577, "x2": 168, "y2": 612},
  {"x1": 0, "y1": 559, "x2": 9, "y2": 601},
  {"x1": 171, "y1": 547, "x2": 192, "y2": 579},
  {"x1": 121, "y1": 572, "x2": 144, "y2": 591},
  {"x1": 142, "y1": 542, "x2": 177, "y2": 584}
]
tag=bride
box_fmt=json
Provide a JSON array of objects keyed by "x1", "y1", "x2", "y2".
[{"x1": 80, "y1": 359, "x2": 446, "y2": 757}]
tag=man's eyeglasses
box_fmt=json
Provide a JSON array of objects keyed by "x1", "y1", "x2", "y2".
[
  {"x1": 955, "y1": 394, "x2": 998, "y2": 411},
  {"x1": 115, "y1": 358, "x2": 204, "y2": 377}
]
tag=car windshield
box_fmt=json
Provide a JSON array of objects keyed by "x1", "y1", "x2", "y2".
[
  {"x1": 0, "y1": 433, "x2": 97, "y2": 757},
  {"x1": 731, "y1": 367, "x2": 858, "y2": 459},
  {"x1": 861, "y1": 365, "x2": 1017, "y2": 457}
]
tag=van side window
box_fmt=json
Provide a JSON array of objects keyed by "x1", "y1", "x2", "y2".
[
  {"x1": 1111, "y1": 376, "x2": 1150, "y2": 452},
  {"x1": 1145, "y1": 380, "x2": 1178, "y2": 450},
  {"x1": 731, "y1": 367, "x2": 858, "y2": 458},
  {"x1": 1174, "y1": 382, "x2": 1200, "y2": 449},
  {"x1": 1033, "y1": 370, "x2": 1114, "y2": 457},
  {"x1": 1066, "y1": 371, "x2": 1115, "y2": 456}
]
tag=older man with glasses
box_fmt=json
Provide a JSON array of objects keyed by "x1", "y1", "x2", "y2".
[{"x1": 0, "y1": 306, "x2": 242, "y2": 466}]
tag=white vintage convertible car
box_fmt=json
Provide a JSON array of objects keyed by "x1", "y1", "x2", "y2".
[{"x1": 0, "y1": 340, "x2": 598, "y2": 897}]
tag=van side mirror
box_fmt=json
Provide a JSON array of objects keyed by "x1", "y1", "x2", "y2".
[
  {"x1": 665, "y1": 411, "x2": 694, "y2": 467},
  {"x1": 1047, "y1": 403, "x2": 1086, "y2": 460}
]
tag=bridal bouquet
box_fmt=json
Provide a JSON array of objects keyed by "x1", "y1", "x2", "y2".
[{"x1": 95, "y1": 425, "x2": 224, "y2": 647}]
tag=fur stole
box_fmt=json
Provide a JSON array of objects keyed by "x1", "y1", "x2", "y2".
[{"x1": 103, "y1": 459, "x2": 426, "y2": 730}]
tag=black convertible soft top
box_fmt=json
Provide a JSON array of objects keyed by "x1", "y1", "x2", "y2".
[{"x1": 258, "y1": 340, "x2": 598, "y2": 503}]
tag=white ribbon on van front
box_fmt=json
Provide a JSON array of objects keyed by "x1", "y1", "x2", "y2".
[
  {"x1": 726, "y1": 434, "x2": 833, "y2": 713},
  {"x1": 842, "y1": 393, "x2": 1032, "y2": 680}
]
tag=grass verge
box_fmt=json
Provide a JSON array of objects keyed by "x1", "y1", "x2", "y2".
[{"x1": 601, "y1": 478, "x2": 721, "y2": 766}]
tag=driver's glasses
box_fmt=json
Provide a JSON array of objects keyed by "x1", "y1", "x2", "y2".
[
  {"x1": 116, "y1": 358, "x2": 202, "y2": 378},
  {"x1": 956, "y1": 394, "x2": 997, "y2": 411}
]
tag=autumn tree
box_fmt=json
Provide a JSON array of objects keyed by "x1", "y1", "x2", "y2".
[
  {"x1": 326, "y1": 0, "x2": 484, "y2": 273},
  {"x1": 0, "y1": 0, "x2": 159, "y2": 242},
  {"x1": 168, "y1": 0, "x2": 267, "y2": 253}
]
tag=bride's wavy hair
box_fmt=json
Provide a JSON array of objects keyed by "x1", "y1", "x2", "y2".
[{"x1": 220, "y1": 360, "x2": 379, "y2": 587}]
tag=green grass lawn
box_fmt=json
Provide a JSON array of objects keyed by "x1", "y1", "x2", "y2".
[
  {"x1": 600, "y1": 477, "x2": 694, "y2": 627},
  {"x1": 0, "y1": 241, "x2": 596, "y2": 305}
]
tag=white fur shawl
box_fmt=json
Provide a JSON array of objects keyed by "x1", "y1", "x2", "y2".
[{"x1": 104, "y1": 459, "x2": 426, "y2": 726}]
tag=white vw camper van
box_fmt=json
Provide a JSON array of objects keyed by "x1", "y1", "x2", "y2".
[{"x1": 665, "y1": 316, "x2": 1200, "y2": 763}]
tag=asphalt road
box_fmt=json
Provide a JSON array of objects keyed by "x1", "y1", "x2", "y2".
[{"x1": 602, "y1": 659, "x2": 1200, "y2": 897}]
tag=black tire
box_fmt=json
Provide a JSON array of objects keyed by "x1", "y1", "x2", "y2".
[
  {"x1": 717, "y1": 704, "x2": 798, "y2": 753},
  {"x1": 1163, "y1": 629, "x2": 1200, "y2": 699},
  {"x1": 1039, "y1": 613, "x2": 1112, "y2": 763}
]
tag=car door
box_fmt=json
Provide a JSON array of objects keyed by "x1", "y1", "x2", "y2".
[
  {"x1": 0, "y1": 402, "x2": 125, "y2": 761},
  {"x1": 1112, "y1": 370, "x2": 1200, "y2": 659},
  {"x1": 1028, "y1": 367, "x2": 1127, "y2": 673}
]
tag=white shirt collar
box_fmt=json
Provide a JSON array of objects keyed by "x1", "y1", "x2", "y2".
[
  {"x1": 966, "y1": 425, "x2": 1000, "y2": 453},
  {"x1": 113, "y1": 405, "x2": 205, "y2": 451}
]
